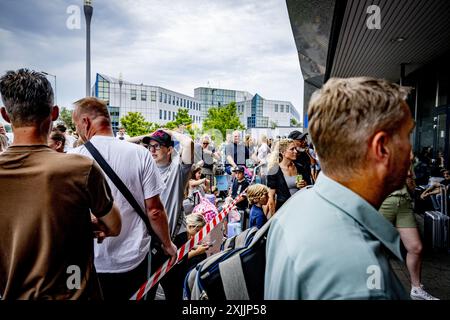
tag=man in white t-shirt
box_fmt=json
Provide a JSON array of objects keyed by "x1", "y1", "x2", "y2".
[
  {"x1": 69, "y1": 97, "x2": 177, "y2": 300},
  {"x1": 116, "y1": 127, "x2": 130, "y2": 140}
]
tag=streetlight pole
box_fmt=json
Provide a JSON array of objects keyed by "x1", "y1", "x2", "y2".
[
  {"x1": 84, "y1": 0, "x2": 93, "y2": 97},
  {"x1": 119, "y1": 73, "x2": 123, "y2": 109},
  {"x1": 41, "y1": 71, "x2": 57, "y2": 105}
]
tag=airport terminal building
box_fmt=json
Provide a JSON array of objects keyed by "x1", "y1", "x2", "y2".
[
  {"x1": 94, "y1": 73, "x2": 203, "y2": 132},
  {"x1": 94, "y1": 74, "x2": 301, "y2": 133}
]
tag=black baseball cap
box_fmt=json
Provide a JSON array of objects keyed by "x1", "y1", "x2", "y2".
[
  {"x1": 142, "y1": 130, "x2": 174, "y2": 147},
  {"x1": 232, "y1": 165, "x2": 245, "y2": 173},
  {"x1": 288, "y1": 130, "x2": 308, "y2": 141}
]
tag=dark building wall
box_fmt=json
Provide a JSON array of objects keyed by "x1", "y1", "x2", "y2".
[
  {"x1": 406, "y1": 52, "x2": 450, "y2": 167},
  {"x1": 303, "y1": 80, "x2": 321, "y2": 128}
]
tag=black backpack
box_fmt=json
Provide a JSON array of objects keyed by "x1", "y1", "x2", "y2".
[
  {"x1": 220, "y1": 226, "x2": 259, "y2": 251},
  {"x1": 183, "y1": 223, "x2": 270, "y2": 300}
]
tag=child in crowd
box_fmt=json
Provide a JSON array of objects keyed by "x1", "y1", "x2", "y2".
[
  {"x1": 161, "y1": 213, "x2": 209, "y2": 300},
  {"x1": 246, "y1": 184, "x2": 269, "y2": 229},
  {"x1": 223, "y1": 196, "x2": 242, "y2": 237},
  {"x1": 185, "y1": 213, "x2": 210, "y2": 265}
]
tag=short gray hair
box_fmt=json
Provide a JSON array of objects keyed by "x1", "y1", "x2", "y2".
[
  {"x1": 73, "y1": 97, "x2": 111, "y2": 127},
  {"x1": 0, "y1": 69, "x2": 54, "y2": 126},
  {"x1": 308, "y1": 77, "x2": 411, "y2": 177},
  {"x1": 186, "y1": 213, "x2": 206, "y2": 229}
]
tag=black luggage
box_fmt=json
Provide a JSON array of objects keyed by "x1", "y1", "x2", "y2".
[
  {"x1": 183, "y1": 223, "x2": 269, "y2": 300},
  {"x1": 424, "y1": 184, "x2": 449, "y2": 250}
]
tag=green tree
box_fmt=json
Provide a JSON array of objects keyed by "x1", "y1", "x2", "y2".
[
  {"x1": 290, "y1": 118, "x2": 301, "y2": 127},
  {"x1": 58, "y1": 107, "x2": 75, "y2": 131},
  {"x1": 120, "y1": 112, "x2": 154, "y2": 137},
  {"x1": 149, "y1": 122, "x2": 161, "y2": 132},
  {"x1": 202, "y1": 102, "x2": 245, "y2": 138},
  {"x1": 165, "y1": 108, "x2": 193, "y2": 130},
  {"x1": 270, "y1": 121, "x2": 278, "y2": 129}
]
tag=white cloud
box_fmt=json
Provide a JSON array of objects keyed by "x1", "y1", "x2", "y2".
[{"x1": 0, "y1": 0, "x2": 304, "y2": 116}]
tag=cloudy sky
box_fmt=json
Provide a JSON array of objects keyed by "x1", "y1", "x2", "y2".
[{"x1": 0, "y1": 0, "x2": 304, "y2": 116}]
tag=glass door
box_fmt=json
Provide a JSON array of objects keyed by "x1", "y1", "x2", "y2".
[{"x1": 433, "y1": 106, "x2": 449, "y2": 168}]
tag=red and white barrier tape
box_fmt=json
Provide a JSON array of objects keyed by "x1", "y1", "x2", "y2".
[{"x1": 130, "y1": 192, "x2": 244, "y2": 300}]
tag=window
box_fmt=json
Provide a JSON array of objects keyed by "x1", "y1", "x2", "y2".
[
  {"x1": 164, "y1": 93, "x2": 167, "y2": 103},
  {"x1": 173, "y1": 111, "x2": 176, "y2": 119},
  {"x1": 159, "y1": 92, "x2": 162, "y2": 102},
  {"x1": 280, "y1": 104, "x2": 284, "y2": 112},
  {"x1": 274, "y1": 104, "x2": 278, "y2": 112},
  {"x1": 141, "y1": 90, "x2": 147, "y2": 101},
  {"x1": 151, "y1": 91, "x2": 156, "y2": 102},
  {"x1": 164, "y1": 110, "x2": 167, "y2": 120},
  {"x1": 159, "y1": 109, "x2": 162, "y2": 119},
  {"x1": 168, "y1": 111, "x2": 171, "y2": 120},
  {"x1": 286, "y1": 105, "x2": 290, "y2": 113},
  {"x1": 190, "y1": 101, "x2": 192, "y2": 108},
  {"x1": 131, "y1": 89, "x2": 137, "y2": 100}
]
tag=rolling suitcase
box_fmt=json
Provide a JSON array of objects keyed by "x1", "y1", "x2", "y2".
[
  {"x1": 440, "y1": 183, "x2": 448, "y2": 215},
  {"x1": 424, "y1": 185, "x2": 449, "y2": 250},
  {"x1": 424, "y1": 211, "x2": 449, "y2": 250}
]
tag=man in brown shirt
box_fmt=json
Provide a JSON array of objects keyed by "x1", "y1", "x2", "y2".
[{"x1": 0, "y1": 69, "x2": 121, "y2": 300}]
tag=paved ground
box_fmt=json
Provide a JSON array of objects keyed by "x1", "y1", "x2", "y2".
[{"x1": 391, "y1": 214, "x2": 450, "y2": 300}]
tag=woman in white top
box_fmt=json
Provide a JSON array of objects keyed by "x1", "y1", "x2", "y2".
[{"x1": 257, "y1": 134, "x2": 271, "y2": 164}]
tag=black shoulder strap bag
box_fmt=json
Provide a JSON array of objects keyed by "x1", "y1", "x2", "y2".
[{"x1": 84, "y1": 141, "x2": 162, "y2": 255}]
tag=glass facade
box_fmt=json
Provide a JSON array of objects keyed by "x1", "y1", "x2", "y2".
[
  {"x1": 194, "y1": 87, "x2": 253, "y2": 118},
  {"x1": 247, "y1": 94, "x2": 268, "y2": 128},
  {"x1": 107, "y1": 106, "x2": 120, "y2": 133},
  {"x1": 96, "y1": 74, "x2": 110, "y2": 102}
]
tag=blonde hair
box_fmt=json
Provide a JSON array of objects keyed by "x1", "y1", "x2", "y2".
[
  {"x1": 268, "y1": 138, "x2": 294, "y2": 172},
  {"x1": 246, "y1": 184, "x2": 269, "y2": 205},
  {"x1": 201, "y1": 134, "x2": 210, "y2": 143},
  {"x1": 186, "y1": 213, "x2": 206, "y2": 229},
  {"x1": 308, "y1": 77, "x2": 411, "y2": 177},
  {"x1": 259, "y1": 134, "x2": 268, "y2": 144}
]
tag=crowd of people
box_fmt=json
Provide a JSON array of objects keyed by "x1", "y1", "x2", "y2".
[{"x1": 0, "y1": 69, "x2": 448, "y2": 300}]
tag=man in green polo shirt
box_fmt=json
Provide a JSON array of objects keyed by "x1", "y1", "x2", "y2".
[{"x1": 265, "y1": 77, "x2": 413, "y2": 300}]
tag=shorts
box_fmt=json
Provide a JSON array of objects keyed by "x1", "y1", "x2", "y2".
[{"x1": 379, "y1": 194, "x2": 417, "y2": 228}]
